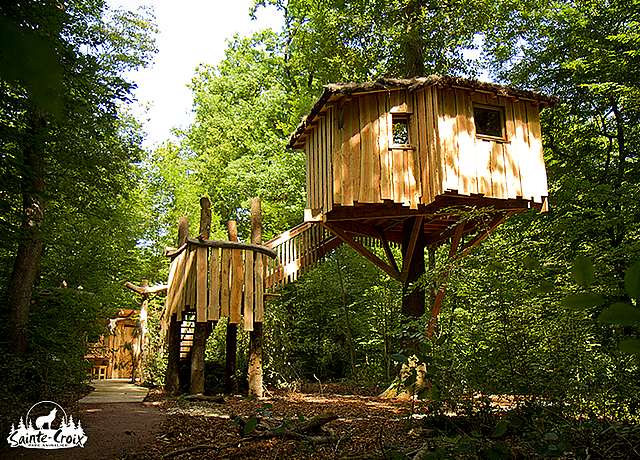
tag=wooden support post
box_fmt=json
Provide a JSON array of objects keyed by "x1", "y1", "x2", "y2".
[
  {"x1": 165, "y1": 314, "x2": 181, "y2": 393},
  {"x1": 401, "y1": 216, "x2": 426, "y2": 317},
  {"x1": 248, "y1": 197, "x2": 264, "y2": 397},
  {"x1": 376, "y1": 227, "x2": 400, "y2": 274},
  {"x1": 191, "y1": 197, "x2": 212, "y2": 394},
  {"x1": 165, "y1": 216, "x2": 189, "y2": 394},
  {"x1": 225, "y1": 220, "x2": 239, "y2": 393}
]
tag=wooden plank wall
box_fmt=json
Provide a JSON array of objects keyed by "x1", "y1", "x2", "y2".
[
  {"x1": 303, "y1": 86, "x2": 548, "y2": 213},
  {"x1": 436, "y1": 88, "x2": 548, "y2": 206},
  {"x1": 306, "y1": 108, "x2": 334, "y2": 213},
  {"x1": 165, "y1": 245, "x2": 265, "y2": 331},
  {"x1": 327, "y1": 92, "x2": 423, "y2": 209}
]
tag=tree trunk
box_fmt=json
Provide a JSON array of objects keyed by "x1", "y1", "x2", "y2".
[
  {"x1": 165, "y1": 313, "x2": 181, "y2": 394},
  {"x1": 7, "y1": 110, "x2": 47, "y2": 354},
  {"x1": 225, "y1": 322, "x2": 238, "y2": 393},
  {"x1": 190, "y1": 322, "x2": 211, "y2": 394},
  {"x1": 248, "y1": 322, "x2": 263, "y2": 397},
  {"x1": 400, "y1": 0, "x2": 426, "y2": 77}
]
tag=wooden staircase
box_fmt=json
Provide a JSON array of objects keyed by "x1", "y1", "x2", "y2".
[
  {"x1": 264, "y1": 221, "x2": 340, "y2": 289},
  {"x1": 176, "y1": 221, "x2": 397, "y2": 358},
  {"x1": 179, "y1": 312, "x2": 195, "y2": 360}
]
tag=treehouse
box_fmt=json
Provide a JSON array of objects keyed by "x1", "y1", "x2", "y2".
[
  {"x1": 288, "y1": 76, "x2": 553, "y2": 317},
  {"x1": 159, "y1": 77, "x2": 554, "y2": 397}
]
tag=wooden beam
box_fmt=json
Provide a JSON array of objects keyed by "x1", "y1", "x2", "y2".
[
  {"x1": 401, "y1": 215, "x2": 424, "y2": 281},
  {"x1": 323, "y1": 223, "x2": 402, "y2": 281},
  {"x1": 425, "y1": 214, "x2": 508, "y2": 338},
  {"x1": 426, "y1": 224, "x2": 464, "y2": 338},
  {"x1": 125, "y1": 281, "x2": 167, "y2": 296},
  {"x1": 225, "y1": 220, "x2": 238, "y2": 394},
  {"x1": 458, "y1": 212, "x2": 511, "y2": 258},
  {"x1": 184, "y1": 238, "x2": 277, "y2": 259},
  {"x1": 375, "y1": 227, "x2": 399, "y2": 274},
  {"x1": 165, "y1": 217, "x2": 189, "y2": 394}
]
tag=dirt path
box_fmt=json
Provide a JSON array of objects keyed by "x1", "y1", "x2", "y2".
[{"x1": 3, "y1": 380, "x2": 165, "y2": 459}]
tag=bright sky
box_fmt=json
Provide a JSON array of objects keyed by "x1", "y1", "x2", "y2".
[{"x1": 108, "y1": 0, "x2": 283, "y2": 148}]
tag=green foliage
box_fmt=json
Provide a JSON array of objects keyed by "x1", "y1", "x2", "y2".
[
  {"x1": 264, "y1": 245, "x2": 402, "y2": 385},
  {"x1": 572, "y1": 255, "x2": 595, "y2": 287},
  {"x1": 598, "y1": 302, "x2": 640, "y2": 326},
  {"x1": 141, "y1": 296, "x2": 168, "y2": 387},
  {"x1": 625, "y1": 261, "x2": 640, "y2": 300},
  {"x1": 0, "y1": 288, "x2": 110, "y2": 436}
]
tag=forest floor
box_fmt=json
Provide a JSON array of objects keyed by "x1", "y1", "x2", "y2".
[
  {"x1": 125, "y1": 384, "x2": 640, "y2": 459},
  {"x1": 4, "y1": 383, "x2": 640, "y2": 458},
  {"x1": 129, "y1": 384, "x2": 429, "y2": 459}
]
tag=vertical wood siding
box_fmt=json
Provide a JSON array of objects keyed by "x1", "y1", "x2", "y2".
[{"x1": 302, "y1": 86, "x2": 548, "y2": 214}]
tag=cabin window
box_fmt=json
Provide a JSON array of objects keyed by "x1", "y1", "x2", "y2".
[
  {"x1": 474, "y1": 105, "x2": 505, "y2": 140},
  {"x1": 391, "y1": 115, "x2": 410, "y2": 146}
]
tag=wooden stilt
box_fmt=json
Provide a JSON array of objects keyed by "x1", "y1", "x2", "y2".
[
  {"x1": 165, "y1": 216, "x2": 189, "y2": 394},
  {"x1": 225, "y1": 220, "x2": 239, "y2": 393},
  {"x1": 165, "y1": 313, "x2": 181, "y2": 393},
  {"x1": 225, "y1": 321, "x2": 238, "y2": 393},
  {"x1": 401, "y1": 216, "x2": 426, "y2": 317},
  {"x1": 190, "y1": 197, "x2": 212, "y2": 394},
  {"x1": 248, "y1": 197, "x2": 264, "y2": 397}
]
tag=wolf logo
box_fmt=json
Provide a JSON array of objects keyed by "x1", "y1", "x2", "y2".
[{"x1": 35, "y1": 408, "x2": 57, "y2": 430}]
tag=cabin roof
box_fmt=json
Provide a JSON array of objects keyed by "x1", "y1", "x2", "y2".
[{"x1": 289, "y1": 75, "x2": 557, "y2": 148}]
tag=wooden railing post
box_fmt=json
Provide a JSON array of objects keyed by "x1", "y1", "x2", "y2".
[
  {"x1": 190, "y1": 197, "x2": 212, "y2": 394},
  {"x1": 165, "y1": 216, "x2": 189, "y2": 394},
  {"x1": 248, "y1": 197, "x2": 264, "y2": 397},
  {"x1": 224, "y1": 220, "x2": 239, "y2": 393}
]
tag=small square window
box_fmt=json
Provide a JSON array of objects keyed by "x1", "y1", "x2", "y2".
[
  {"x1": 474, "y1": 105, "x2": 505, "y2": 139},
  {"x1": 391, "y1": 115, "x2": 410, "y2": 146}
]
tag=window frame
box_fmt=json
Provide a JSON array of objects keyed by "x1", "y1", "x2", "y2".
[
  {"x1": 389, "y1": 113, "x2": 412, "y2": 149},
  {"x1": 473, "y1": 103, "x2": 507, "y2": 142}
]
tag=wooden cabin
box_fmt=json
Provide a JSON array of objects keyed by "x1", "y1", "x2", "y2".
[
  {"x1": 289, "y1": 76, "x2": 552, "y2": 246},
  {"x1": 85, "y1": 309, "x2": 142, "y2": 380}
]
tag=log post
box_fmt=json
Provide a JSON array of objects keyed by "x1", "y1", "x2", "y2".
[
  {"x1": 165, "y1": 216, "x2": 189, "y2": 394},
  {"x1": 248, "y1": 198, "x2": 264, "y2": 397},
  {"x1": 190, "y1": 197, "x2": 212, "y2": 394},
  {"x1": 401, "y1": 216, "x2": 426, "y2": 318},
  {"x1": 225, "y1": 220, "x2": 239, "y2": 393},
  {"x1": 134, "y1": 278, "x2": 149, "y2": 383}
]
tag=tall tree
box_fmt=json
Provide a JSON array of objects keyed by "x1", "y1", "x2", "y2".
[{"x1": 0, "y1": 1, "x2": 156, "y2": 352}]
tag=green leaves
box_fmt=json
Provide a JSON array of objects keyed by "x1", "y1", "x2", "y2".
[
  {"x1": 243, "y1": 416, "x2": 259, "y2": 436},
  {"x1": 390, "y1": 353, "x2": 408, "y2": 364},
  {"x1": 598, "y1": 303, "x2": 640, "y2": 326},
  {"x1": 561, "y1": 293, "x2": 605, "y2": 309},
  {"x1": 619, "y1": 339, "x2": 640, "y2": 355},
  {"x1": 492, "y1": 418, "x2": 509, "y2": 438},
  {"x1": 572, "y1": 255, "x2": 594, "y2": 287},
  {"x1": 624, "y1": 261, "x2": 640, "y2": 300}
]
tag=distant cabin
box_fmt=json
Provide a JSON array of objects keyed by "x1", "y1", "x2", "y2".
[{"x1": 289, "y1": 76, "x2": 552, "y2": 224}]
